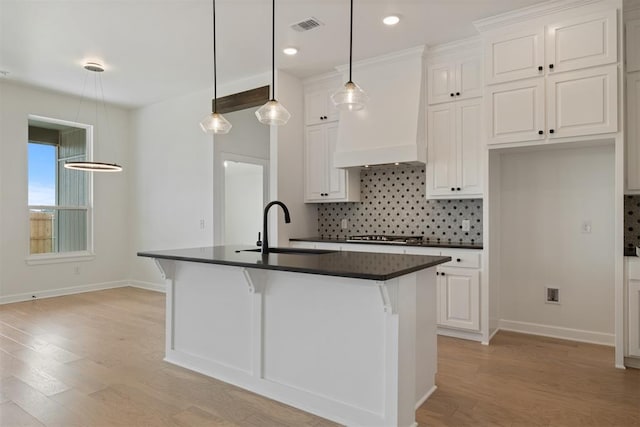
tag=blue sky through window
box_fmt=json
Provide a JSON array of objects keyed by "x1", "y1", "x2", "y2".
[{"x1": 28, "y1": 142, "x2": 56, "y2": 206}]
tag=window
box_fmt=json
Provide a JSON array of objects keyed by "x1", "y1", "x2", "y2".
[{"x1": 28, "y1": 117, "x2": 92, "y2": 258}]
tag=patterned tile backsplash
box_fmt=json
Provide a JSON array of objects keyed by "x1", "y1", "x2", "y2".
[
  {"x1": 318, "y1": 165, "x2": 483, "y2": 242},
  {"x1": 625, "y1": 195, "x2": 640, "y2": 249}
]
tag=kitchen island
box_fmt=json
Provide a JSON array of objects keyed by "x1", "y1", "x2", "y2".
[{"x1": 138, "y1": 246, "x2": 450, "y2": 427}]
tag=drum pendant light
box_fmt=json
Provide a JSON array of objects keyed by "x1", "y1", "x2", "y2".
[
  {"x1": 255, "y1": 0, "x2": 291, "y2": 126},
  {"x1": 64, "y1": 62, "x2": 123, "y2": 172},
  {"x1": 331, "y1": 0, "x2": 368, "y2": 111},
  {"x1": 200, "y1": 0, "x2": 232, "y2": 134}
]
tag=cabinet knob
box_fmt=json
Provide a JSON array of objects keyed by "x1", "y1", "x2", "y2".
[
  {"x1": 538, "y1": 66, "x2": 543, "y2": 71},
  {"x1": 456, "y1": 258, "x2": 461, "y2": 262},
  {"x1": 323, "y1": 116, "x2": 327, "y2": 120},
  {"x1": 450, "y1": 93, "x2": 455, "y2": 97},
  {"x1": 538, "y1": 130, "x2": 544, "y2": 135},
  {"x1": 451, "y1": 187, "x2": 455, "y2": 191},
  {"x1": 549, "y1": 129, "x2": 555, "y2": 134},
  {"x1": 456, "y1": 187, "x2": 461, "y2": 191},
  {"x1": 441, "y1": 272, "x2": 445, "y2": 276},
  {"x1": 549, "y1": 64, "x2": 554, "y2": 70},
  {"x1": 456, "y1": 92, "x2": 460, "y2": 96}
]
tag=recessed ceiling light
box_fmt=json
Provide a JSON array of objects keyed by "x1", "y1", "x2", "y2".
[
  {"x1": 383, "y1": 15, "x2": 400, "y2": 26},
  {"x1": 283, "y1": 47, "x2": 298, "y2": 56}
]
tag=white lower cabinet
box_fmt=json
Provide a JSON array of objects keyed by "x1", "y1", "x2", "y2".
[
  {"x1": 436, "y1": 267, "x2": 480, "y2": 331},
  {"x1": 291, "y1": 241, "x2": 483, "y2": 336},
  {"x1": 630, "y1": 280, "x2": 640, "y2": 357}
]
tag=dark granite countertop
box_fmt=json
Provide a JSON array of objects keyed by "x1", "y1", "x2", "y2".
[
  {"x1": 137, "y1": 246, "x2": 451, "y2": 281},
  {"x1": 625, "y1": 247, "x2": 637, "y2": 257},
  {"x1": 290, "y1": 237, "x2": 483, "y2": 250}
]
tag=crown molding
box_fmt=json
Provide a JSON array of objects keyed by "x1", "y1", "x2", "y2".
[
  {"x1": 302, "y1": 70, "x2": 341, "y2": 86},
  {"x1": 473, "y1": 0, "x2": 605, "y2": 33},
  {"x1": 335, "y1": 45, "x2": 426, "y2": 73},
  {"x1": 426, "y1": 36, "x2": 481, "y2": 56}
]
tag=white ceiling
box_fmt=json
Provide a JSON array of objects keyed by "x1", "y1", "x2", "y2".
[{"x1": 0, "y1": 0, "x2": 548, "y2": 109}]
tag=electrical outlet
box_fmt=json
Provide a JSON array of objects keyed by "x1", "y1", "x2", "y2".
[
  {"x1": 341, "y1": 218, "x2": 348, "y2": 229},
  {"x1": 545, "y1": 287, "x2": 560, "y2": 304},
  {"x1": 581, "y1": 220, "x2": 592, "y2": 234},
  {"x1": 461, "y1": 219, "x2": 470, "y2": 232}
]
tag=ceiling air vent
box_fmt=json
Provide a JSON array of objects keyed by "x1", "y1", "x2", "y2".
[{"x1": 290, "y1": 17, "x2": 324, "y2": 32}]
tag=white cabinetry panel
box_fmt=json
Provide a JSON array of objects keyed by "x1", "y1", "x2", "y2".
[
  {"x1": 305, "y1": 126, "x2": 328, "y2": 200},
  {"x1": 546, "y1": 10, "x2": 617, "y2": 74},
  {"x1": 427, "y1": 104, "x2": 456, "y2": 195},
  {"x1": 630, "y1": 280, "x2": 640, "y2": 357},
  {"x1": 546, "y1": 65, "x2": 618, "y2": 139},
  {"x1": 627, "y1": 72, "x2": 640, "y2": 191},
  {"x1": 428, "y1": 57, "x2": 482, "y2": 104},
  {"x1": 484, "y1": 28, "x2": 545, "y2": 84},
  {"x1": 627, "y1": 19, "x2": 640, "y2": 73},
  {"x1": 437, "y1": 267, "x2": 480, "y2": 331},
  {"x1": 486, "y1": 78, "x2": 545, "y2": 144},
  {"x1": 305, "y1": 88, "x2": 339, "y2": 125}
]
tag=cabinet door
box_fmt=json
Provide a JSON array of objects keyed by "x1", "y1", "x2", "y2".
[
  {"x1": 486, "y1": 78, "x2": 545, "y2": 145},
  {"x1": 629, "y1": 280, "x2": 640, "y2": 357},
  {"x1": 456, "y1": 56, "x2": 483, "y2": 100},
  {"x1": 324, "y1": 122, "x2": 347, "y2": 200},
  {"x1": 427, "y1": 104, "x2": 457, "y2": 197},
  {"x1": 304, "y1": 126, "x2": 328, "y2": 201},
  {"x1": 546, "y1": 10, "x2": 617, "y2": 75},
  {"x1": 627, "y1": 19, "x2": 640, "y2": 73},
  {"x1": 305, "y1": 89, "x2": 339, "y2": 126},
  {"x1": 546, "y1": 65, "x2": 618, "y2": 139},
  {"x1": 437, "y1": 267, "x2": 480, "y2": 331},
  {"x1": 456, "y1": 99, "x2": 483, "y2": 196},
  {"x1": 628, "y1": 72, "x2": 640, "y2": 191},
  {"x1": 428, "y1": 62, "x2": 456, "y2": 104},
  {"x1": 484, "y1": 28, "x2": 545, "y2": 85}
]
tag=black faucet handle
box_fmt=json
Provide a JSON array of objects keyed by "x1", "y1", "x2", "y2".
[{"x1": 256, "y1": 232, "x2": 262, "y2": 247}]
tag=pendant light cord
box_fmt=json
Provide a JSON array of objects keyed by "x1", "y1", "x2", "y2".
[
  {"x1": 271, "y1": 0, "x2": 275, "y2": 101},
  {"x1": 349, "y1": 0, "x2": 353, "y2": 83},
  {"x1": 212, "y1": 0, "x2": 218, "y2": 113}
]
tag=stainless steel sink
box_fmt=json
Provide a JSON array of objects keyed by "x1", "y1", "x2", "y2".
[{"x1": 238, "y1": 247, "x2": 337, "y2": 255}]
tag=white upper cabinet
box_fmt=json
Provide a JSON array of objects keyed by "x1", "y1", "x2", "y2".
[
  {"x1": 486, "y1": 78, "x2": 545, "y2": 144},
  {"x1": 304, "y1": 122, "x2": 359, "y2": 203},
  {"x1": 628, "y1": 19, "x2": 640, "y2": 73},
  {"x1": 627, "y1": 72, "x2": 640, "y2": 191},
  {"x1": 546, "y1": 10, "x2": 617, "y2": 74},
  {"x1": 484, "y1": 28, "x2": 545, "y2": 85},
  {"x1": 428, "y1": 56, "x2": 482, "y2": 104},
  {"x1": 487, "y1": 65, "x2": 617, "y2": 145},
  {"x1": 484, "y1": 9, "x2": 617, "y2": 85},
  {"x1": 305, "y1": 88, "x2": 339, "y2": 126},
  {"x1": 427, "y1": 98, "x2": 483, "y2": 198},
  {"x1": 546, "y1": 65, "x2": 618, "y2": 139}
]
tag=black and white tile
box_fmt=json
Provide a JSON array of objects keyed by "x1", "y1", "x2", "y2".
[
  {"x1": 625, "y1": 195, "x2": 640, "y2": 250},
  {"x1": 318, "y1": 165, "x2": 483, "y2": 242}
]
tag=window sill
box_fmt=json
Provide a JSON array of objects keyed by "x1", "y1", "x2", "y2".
[{"x1": 26, "y1": 251, "x2": 96, "y2": 265}]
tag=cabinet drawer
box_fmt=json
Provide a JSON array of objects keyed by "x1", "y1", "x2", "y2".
[{"x1": 440, "y1": 251, "x2": 481, "y2": 269}]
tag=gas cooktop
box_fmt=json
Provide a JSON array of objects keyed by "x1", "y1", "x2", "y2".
[{"x1": 346, "y1": 235, "x2": 423, "y2": 244}]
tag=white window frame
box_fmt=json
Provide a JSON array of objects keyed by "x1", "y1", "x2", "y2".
[{"x1": 26, "y1": 115, "x2": 95, "y2": 265}]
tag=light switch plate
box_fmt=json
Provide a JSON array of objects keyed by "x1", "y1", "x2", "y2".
[{"x1": 461, "y1": 219, "x2": 470, "y2": 232}]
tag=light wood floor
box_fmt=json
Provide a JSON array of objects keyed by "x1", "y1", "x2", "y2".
[{"x1": 0, "y1": 287, "x2": 638, "y2": 427}]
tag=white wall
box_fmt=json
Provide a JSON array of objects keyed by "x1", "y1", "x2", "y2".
[
  {"x1": 272, "y1": 71, "x2": 318, "y2": 245},
  {"x1": 128, "y1": 85, "x2": 215, "y2": 286},
  {"x1": 0, "y1": 81, "x2": 130, "y2": 302},
  {"x1": 498, "y1": 144, "x2": 615, "y2": 343},
  {"x1": 129, "y1": 71, "x2": 317, "y2": 287}
]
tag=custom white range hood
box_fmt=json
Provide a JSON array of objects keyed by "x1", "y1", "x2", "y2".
[{"x1": 333, "y1": 46, "x2": 426, "y2": 168}]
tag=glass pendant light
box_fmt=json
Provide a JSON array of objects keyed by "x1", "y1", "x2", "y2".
[
  {"x1": 331, "y1": 0, "x2": 368, "y2": 111},
  {"x1": 64, "y1": 63, "x2": 123, "y2": 172},
  {"x1": 256, "y1": 0, "x2": 291, "y2": 126},
  {"x1": 199, "y1": 0, "x2": 232, "y2": 134}
]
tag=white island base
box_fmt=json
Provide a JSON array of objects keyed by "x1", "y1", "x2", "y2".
[{"x1": 153, "y1": 260, "x2": 437, "y2": 427}]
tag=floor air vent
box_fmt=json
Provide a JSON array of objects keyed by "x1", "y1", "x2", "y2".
[{"x1": 290, "y1": 17, "x2": 324, "y2": 32}]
